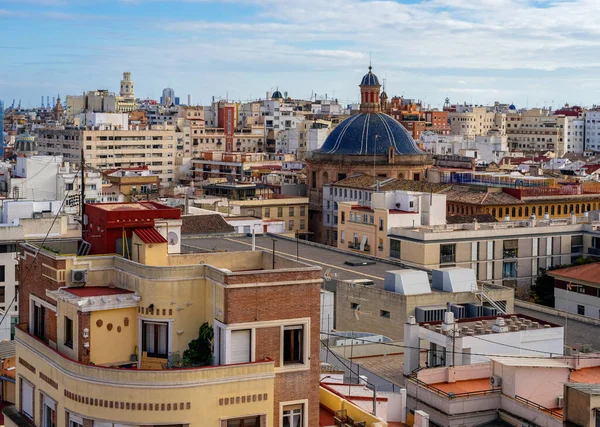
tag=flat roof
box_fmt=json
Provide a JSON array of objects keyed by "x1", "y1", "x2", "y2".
[
  {"x1": 431, "y1": 378, "x2": 492, "y2": 394},
  {"x1": 89, "y1": 202, "x2": 173, "y2": 212},
  {"x1": 570, "y1": 366, "x2": 600, "y2": 384},
  {"x1": 182, "y1": 235, "x2": 415, "y2": 286},
  {"x1": 65, "y1": 286, "x2": 134, "y2": 297},
  {"x1": 489, "y1": 357, "x2": 569, "y2": 368}
]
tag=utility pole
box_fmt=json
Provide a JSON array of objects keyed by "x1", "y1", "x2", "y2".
[{"x1": 272, "y1": 239, "x2": 276, "y2": 269}]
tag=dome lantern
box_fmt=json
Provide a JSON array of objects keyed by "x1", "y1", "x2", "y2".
[{"x1": 359, "y1": 65, "x2": 382, "y2": 113}]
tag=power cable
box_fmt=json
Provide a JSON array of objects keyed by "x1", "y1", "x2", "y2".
[
  {"x1": 0, "y1": 172, "x2": 80, "y2": 328},
  {"x1": 320, "y1": 330, "x2": 599, "y2": 360}
]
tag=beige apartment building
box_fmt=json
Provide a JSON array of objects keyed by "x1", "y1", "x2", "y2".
[
  {"x1": 506, "y1": 108, "x2": 569, "y2": 155},
  {"x1": 228, "y1": 196, "x2": 309, "y2": 233},
  {"x1": 386, "y1": 217, "x2": 596, "y2": 297},
  {"x1": 448, "y1": 107, "x2": 506, "y2": 137},
  {"x1": 36, "y1": 127, "x2": 182, "y2": 186}
]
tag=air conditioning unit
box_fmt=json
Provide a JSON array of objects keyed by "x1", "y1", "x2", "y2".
[
  {"x1": 71, "y1": 269, "x2": 88, "y2": 283},
  {"x1": 490, "y1": 375, "x2": 502, "y2": 387},
  {"x1": 557, "y1": 396, "x2": 564, "y2": 409}
]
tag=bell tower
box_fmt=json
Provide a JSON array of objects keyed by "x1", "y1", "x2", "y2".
[
  {"x1": 359, "y1": 65, "x2": 381, "y2": 113},
  {"x1": 120, "y1": 72, "x2": 135, "y2": 99}
]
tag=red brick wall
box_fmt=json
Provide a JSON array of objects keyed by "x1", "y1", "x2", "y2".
[
  {"x1": 255, "y1": 327, "x2": 280, "y2": 367},
  {"x1": 224, "y1": 282, "x2": 320, "y2": 427},
  {"x1": 19, "y1": 249, "x2": 64, "y2": 336},
  {"x1": 78, "y1": 312, "x2": 91, "y2": 364}
]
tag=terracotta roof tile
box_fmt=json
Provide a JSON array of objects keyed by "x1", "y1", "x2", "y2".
[
  {"x1": 334, "y1": 173, "x2": 451, "y2": 193},
  {"x1": 548, "y1": 262, "x2": 600, "y2": 286},
  {"x1": 445, "y1": 190, "x2": 523, "y2": 205},
  {"x1": 181, "y1": 214, "x2": 235, "y2": 235}
]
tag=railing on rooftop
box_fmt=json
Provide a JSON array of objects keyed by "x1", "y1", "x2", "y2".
[
  {"x1": 405, "y1": 374, "x2": 501, "y2": 399},
  {"x1": 514, "y1": 395, "x2": 562, "y2": 419}
]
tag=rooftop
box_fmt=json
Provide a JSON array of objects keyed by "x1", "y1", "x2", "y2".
[
  {"x1": 90, "y1": 202, "x2": 176, "y2": 212},
  {"x1": 181, "y1": 214, "x2": 235, "y2": 235},
  {"x1": 570, "y1": 366, "x2": 600, "y2": 384},
  {"x1": 444, "y1": 189, "x2": 523, "y2": 205},
  {"x1": 430, "y1": 378, "x2": 491, "y2": 394},
  {"x1": 332, "y1": 173, "x2": 451, "y2": 193},
  {"x1": 181, "y1": 235, "x2": 411, "y2": 286},
  {"x1": 547, "y1": 262, "x2": 600, "y2": 286},
  {"x1": 64, "y1": 286, "x2": 134, "y2": 298}
]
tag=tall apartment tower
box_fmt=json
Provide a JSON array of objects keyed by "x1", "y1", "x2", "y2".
[{"x1": 120, "y1": 71, "x2": 135, "y2": 99}]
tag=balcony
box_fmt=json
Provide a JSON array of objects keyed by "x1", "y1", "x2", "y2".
[
  {"x1": 588, "y1": 247, "x2": 600, "y2": 256},
  {"x1": 16, "y1": 324, "x2": 274, "y2": 386},
  {"x1": 347, "y1": 242, "x2": 370, "y2": 252}
]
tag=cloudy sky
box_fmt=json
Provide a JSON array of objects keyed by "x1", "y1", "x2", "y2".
[{"x1": 1, "y1": 0, "x2": 599, "y2": 109}]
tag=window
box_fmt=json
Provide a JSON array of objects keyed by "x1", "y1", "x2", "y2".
[
  {"x1": 380, "y1": 310, "x2": 390, "y2": 319},
  {"x1": 502, "y1": 262, "x2": 517, "y2": 278},
  {"x1": 277, "y1": 207, "x2": 283, "y2": 218},
  {"x1": 230, "y1": 329, "x2": 251, "y2": 364},
  {"x1": 578, "y1": 304, "x2": 585, "y2": 316},
  {"x1": 265, "y1": 208, "x2": 270, "y2": 218},
  {"x1": 142, "y1": 321, "x2": 168, "y2": 358},
  {"x1": 300, "y1": 206, "x2": 306, "y2": 216},
  {"x1": 340, "y1": 231, "x2": 345, "y2": 243},
  {"x1": 64, "y1": 316, "x2": 73, "y2": 349},
  {"x1": 289, "y1": 207, "x2": 295, "y2": 217},
  {"x1": 20, "y1": 378, "x2": 34, "y2": 420},
  {"x1": 227, "y1": 416, "x2": 260, "y2": 427},
  {"x1": 300, "y1": 219, "x2": 305, "y2": 230},
  {"x1": 503, "y1": 240, "x2": 518, "y2": 259},
  {"x1": 440, "y1": 244, "x2": 456, "y2": 264},
  {"x1": 390, "y1": 240, "x2": 401, "y2": 259},
  {"x1": 288, "y1": 220, "x2": 295, "y2": 231},
  {"x1": 33, "y1": 302, "x2": 46, "y2": 341},
  {"x1": 379, "y1": 218, "x2": 384, "y2": 231},
  {"x1": 0, "y1": 265, "x2": 6, "y2": 282},
  {"x1": 42, "y1": 394, "x2": 56, "y2": 427},
  {"x1": 68, "y1": 414, "x2": 83, "y2": 427},
  {"x1": 283, "y1": 325, "x2": 303, "y2": 365},
  {"x1": 283, "y1": 404, "x2": 303, "y2": 427}
]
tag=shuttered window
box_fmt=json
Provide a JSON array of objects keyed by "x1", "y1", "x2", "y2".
[
  {"x1": 230, "y1": 329, "x2": 251, "y2": 364},
  {"x1": 21, "y1": 378, "x2": 33, "y2": 419}
]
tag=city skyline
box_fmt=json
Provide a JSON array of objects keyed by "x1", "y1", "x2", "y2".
[{"x1": 2, "y1": 0, "x2": 600, "y2": 109}]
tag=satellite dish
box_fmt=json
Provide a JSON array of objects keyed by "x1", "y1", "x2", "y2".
[{"x1": 167, "y1": 231, "x2": 179, "y2": 245}]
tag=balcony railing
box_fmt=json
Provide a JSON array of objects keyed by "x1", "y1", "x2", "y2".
[
  {"x1": 16, "y1": 325, "x2": 275, "y2": 385},
  {"x1": 514, "y1": 395, "x2": 562, "y2": 419}
]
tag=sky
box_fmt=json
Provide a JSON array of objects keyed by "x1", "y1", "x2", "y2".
[{"x1": 1, "y1": 0, "x2": 600, "y2": 109}]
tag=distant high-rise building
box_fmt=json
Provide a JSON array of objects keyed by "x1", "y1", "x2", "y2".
[
  {"x1": 0, "y1": 100, "x2": 4, "y2": 159},
  {"x1": 160, "y1": 87, "x2": 176, "y2": 107}
]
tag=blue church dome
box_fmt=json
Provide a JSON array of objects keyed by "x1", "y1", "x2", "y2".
[
  {"x1": 360, "y1": 66, "x2": 380, "y2": 86},
  {"x1": 320, "y1": 113, "x2": 423, "y2": 155}
]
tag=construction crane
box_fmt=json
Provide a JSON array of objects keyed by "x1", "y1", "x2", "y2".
[
  {"x1": 10, "y1": 100, "x2": 14, "y2": 109},
  {"x1": 46, "y1": 96, "x2": 50, "y2": 109},
  {"x1": 40, "y1": 96, "x2": 44, "y2": 108},
  {"x1": 17, "y1": 100, "x2": 21, "y2": 110}
]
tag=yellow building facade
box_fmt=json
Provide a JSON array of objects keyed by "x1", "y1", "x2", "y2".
[{"x1": 10, "y1": 231, "x2": 322, "y2": 426}]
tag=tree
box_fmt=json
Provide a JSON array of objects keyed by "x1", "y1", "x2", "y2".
[{"x1": 182, "y1": 322, "x2": 214, "y2": 367}]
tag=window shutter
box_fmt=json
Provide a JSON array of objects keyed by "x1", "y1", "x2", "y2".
[
  {"x1": 21, "y1": 380, "x2": 33, "y2": 419},
  {"x1": 230, "y1": 329, "x2": 251, "y2": 364}
]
